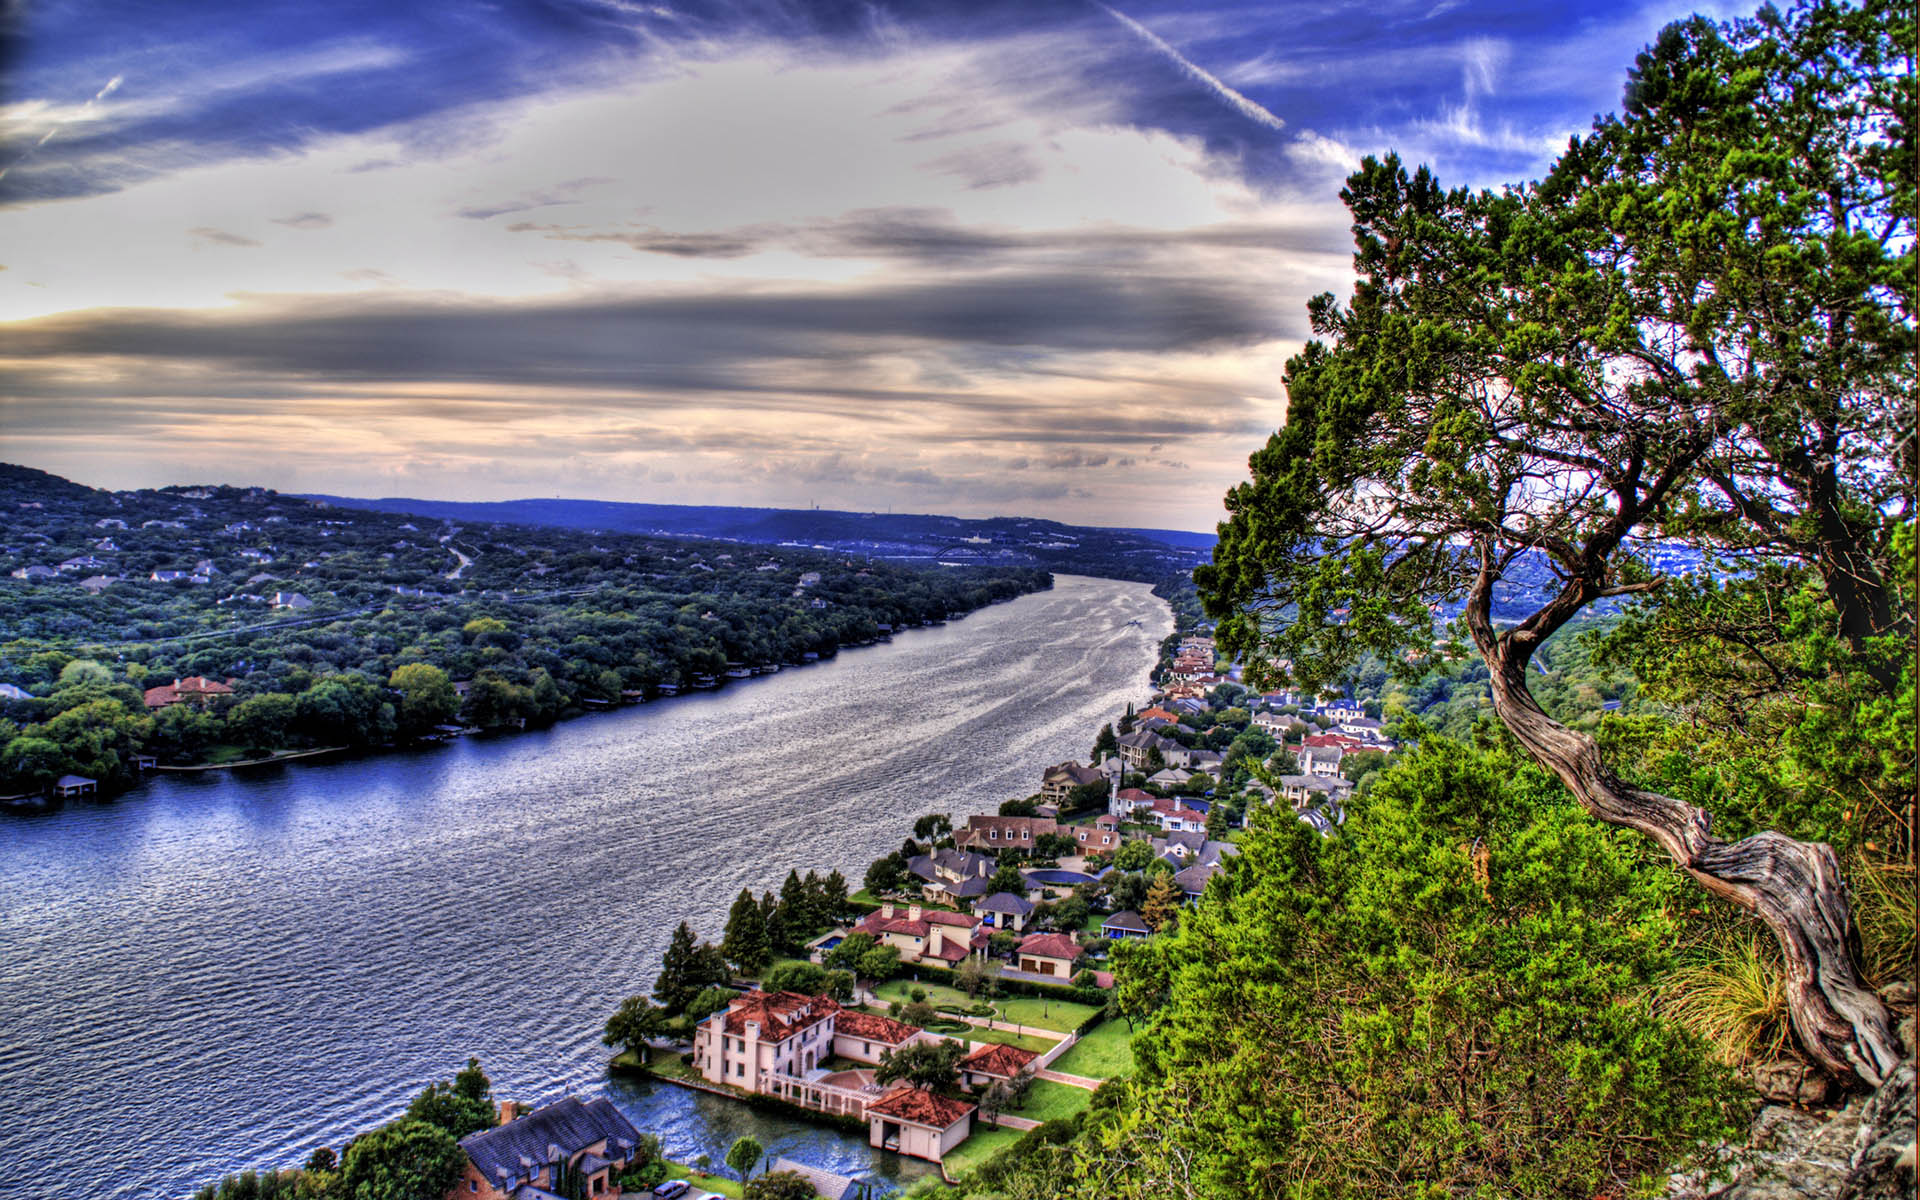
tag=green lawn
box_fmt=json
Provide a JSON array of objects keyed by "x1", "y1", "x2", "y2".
[
  {"x1": 942, "y1": 1127, "x2": 1026, "y2": 1179},
  {"x1": 1008, "y1": 1078, "x2": 1093, "y2": 1123},
  {"x1": 992, "y1": 995, "x2": 1099, "y2": 1033},
  {"x1": 1050, "y1": 1018, "x2": 1135, "y2": 1079},
  {"x1": 874, "y1": 977, "x2": 975, "y2": 1009},
  {"x1": 662, "y1": 1161, "x2": 743, "y2": 1198},
  {"x1": 962, "y1": 1026, "x2": 1057, "y2": 1054}
]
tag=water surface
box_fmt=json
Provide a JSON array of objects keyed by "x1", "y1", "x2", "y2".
[{"x1": 0, "y1": 574, "x2": 1169, "y2": 1199}]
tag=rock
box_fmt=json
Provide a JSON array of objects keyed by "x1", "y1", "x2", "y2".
[
  {"x1": 1752, "y1": 1059, "x2": 1833, "y2": 1107},
  {"x1": 1877, "y1": 979, "x2": 1915, "y2": 1008},
  {"x1": 1661, "y1": 1057, "x2": 1917, "y2": 1200},
  {"x1": 1839, "y1": 1058, "x2": 1915, "y2": 1199}
]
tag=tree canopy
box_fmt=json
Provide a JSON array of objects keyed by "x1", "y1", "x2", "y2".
[{"x1": 1197, "y1": 0, "x2": 1911, "y2": 1087}]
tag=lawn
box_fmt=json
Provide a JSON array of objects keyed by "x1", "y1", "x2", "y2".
[
  {"x1": 961, "y1": 1026, "x2": 1057, "y2": 1054},
  {"x1": 1007, "y1": 1078, "x2": 1093, "y2": 1123},
  {"x1": 1050, "y1": 1018, "x2": 1135, "y2": 1079},
  {"x1": 941, "y1": 1127, "x2": 1026, "y2": 1179},
  {"x1": 873, "y1": 977, "x2": 976, "y2": 1010},
  {"x1": 662, "y1": 1161, "x2": 743, "y2": 1198},
  {"x1": 992, "y1": 994, "x2": 1099, "y2": 1033}
]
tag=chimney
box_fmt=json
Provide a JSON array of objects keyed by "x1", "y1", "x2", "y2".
[
  {"x1": 907, "y1": 904, "x2": 921, "y2": 921},
  {"x1": 497, "y1": 1099, "x2": 521, "y2": 1125}
]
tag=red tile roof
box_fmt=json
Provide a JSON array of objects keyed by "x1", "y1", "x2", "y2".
[
  {"x1": 142, "y1": 675, "x2": 235, "y2": 708},
  {"x1": 720, "y1": 990, "x2": 840, "y2": 1043},
  {"x1": 1016, "y1": 932, "x2": 1080, "y2": 962},
  {"x1": 834, "y1": 1011, "x2": 921, "y2": 1046},
  {"x1": 867, "y1": 1088, "x2": 975, "y2": 1129},
  {"x1": 857, "y1": 913, "x2": 931, "y2": 938},
  {"x1": 957, "y1": 1042, "x2": 1037, "y2": 1079},
  {"x1": 923, "y1": 938, "x2": 970, "y2": 963}
]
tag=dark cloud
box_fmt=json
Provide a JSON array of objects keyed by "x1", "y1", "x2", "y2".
[
  {"x1": 918, "y1": 141, "x2": 1043, "y2": 190},
  {"x1": 458, "y1": 177, "x2": 613, "y2": 220},
  {"x1": 270, "y1": 212, "x2": 333, "y2": 229},
  {"x1": 189, "y1": 226, "x2": 260, "y2": 247}
]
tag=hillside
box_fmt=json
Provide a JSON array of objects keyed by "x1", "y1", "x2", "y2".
[{"x1": 0, "y1": 463, "x2": 1052, "y2": 795}]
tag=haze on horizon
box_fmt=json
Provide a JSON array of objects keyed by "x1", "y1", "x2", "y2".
[{"x1": 0, "y1": 0, "x2": 1736, "y2": 530}]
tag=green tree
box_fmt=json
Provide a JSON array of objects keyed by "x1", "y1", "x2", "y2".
[
  {"x1": 1195, "y1": 0, "x2": 1911, "y2": 1087},
  {"x1": 761, "y1": 960, "x2": 828, "y2": 995},
  {"x1": 856, "y1": 943, "x2": 900, "y2": 984},
  {"x1": 1091, "y1": 723, "x2": 1118, "y2": 763},
  {"x1": 1112, "y1": 840, "x2": 1154, "y2": 872},
  {"x1": 602, "y1": 995, "x2": 668, "y2": 1063},
  {"x1": 1064, "y1": 739, "x2": 1741, "y2": 1198},
  {"x1": 336, "y1": 1118, "x2": 465, "y2": 1200},
  {"x1": 654, "y1": 921, "x2": 726, "y2": 1014},
  {"x1": 874, "y1": 1038, "x2": 968, "y2": 1090},
  {"x1": 864, "y1": 853, "x2": 906, "y2": 895},
  {"x1": 387, "y1": 662, "x2": 458, "y2": 734},
  {"x1": 987, "y1": 861, "x2": 1026, "y2": 897},
  {"x1": 725, "y1": 1135, "x2": 764, "y2": 1184},
  {"x1": 227, "y1": 692, "x2": 296, "y2": 751},
  {"x1": 405, "y1": 1057, "x2": 494, "y2": 1139},
  {"x1": 1139, "y1": 873, "x2": 1180, "y2": 932},
  {"x1": 744, "y1": 1170, "x2": 818, "y2": 1200},
  {"x1": 721, "y1": 889, "x2": 772, "y2": 975},
  {"x1": 822, "y1": 931, "x2": 878, "y2": 974}
]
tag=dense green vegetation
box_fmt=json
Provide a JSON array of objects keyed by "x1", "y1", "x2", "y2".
[{"x1": 0, "y1": 464, "x2": 1049, "y2": 795}]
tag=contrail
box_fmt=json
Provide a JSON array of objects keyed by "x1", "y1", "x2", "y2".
[
  {"x1": 1095, "y1": 3, "x2": 1285, "y2": 133},
  {"x1": 2, "y1": 74, "x2": 125, "y2": 180}
]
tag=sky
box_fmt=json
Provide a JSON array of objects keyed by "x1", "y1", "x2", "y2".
[{"x1": 0, "y1": 0, "x2": 1740, "y2": 531}]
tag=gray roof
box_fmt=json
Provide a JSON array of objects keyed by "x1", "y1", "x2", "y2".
[
  {"x1": 973, "y1": 891, "x2": 1035, "y2": 916},
  {"x1": 1159, "y1": 831, "x2": 1206, "y2": 853},
  {"x1": 458, "y1": 1097, "x2": 641, "y2": 1192},
  {"x1": 1102, "y1": 910, "x2": 1151, "y2": 933},
  {"x1": 943, "y1": 874, "x2": 993, "y2": 898},
  {"x1": 931, "y1": 848, "x2": 993, "y2": 877},
  {"x1": 769, "y1": 1157, "x2": 863, "y2": 1200},
  {"x1": 1174, "y1": 862, "x2": 1221, "y2": 896}
]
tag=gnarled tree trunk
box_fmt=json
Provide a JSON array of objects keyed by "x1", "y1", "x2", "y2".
[{"x1": 1465, "y1": 582, "x2": 1901, "y2": 1088}]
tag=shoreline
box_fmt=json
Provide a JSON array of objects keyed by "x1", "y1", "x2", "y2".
[{"x1": 5, "y1": 587, "x2": 1056, "y2": 813}]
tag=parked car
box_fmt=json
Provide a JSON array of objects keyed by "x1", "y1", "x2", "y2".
[{"x1": 653, "y1": 1182, "x2": 690, "y2": 1199}]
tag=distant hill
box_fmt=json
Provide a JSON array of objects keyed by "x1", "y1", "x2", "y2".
[{"x1": 298, "y1": 494, "x2": 1215, "y2": 585}]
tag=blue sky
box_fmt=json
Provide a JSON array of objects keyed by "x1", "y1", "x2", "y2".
[{"x1": 0, "y1": 0, "x2": 1736, "y2": 528}]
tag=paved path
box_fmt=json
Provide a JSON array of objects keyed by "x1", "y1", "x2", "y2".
[{"x1": 1036, "y1": 1068, "x2": 1101, "y2": 1089}]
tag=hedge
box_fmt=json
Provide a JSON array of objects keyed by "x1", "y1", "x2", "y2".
[{"x1": 900, "y1": 960, "x2": 1109, "y2": 1008}]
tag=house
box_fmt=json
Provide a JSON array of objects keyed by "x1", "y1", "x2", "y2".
[
  {"x1": 1297, "y1": 798, "x2": 1347, "y2": 839},
  {"x1": 77, "y1": 575, "x2": 119, "y2": 593},
  {"x1": 972, "y1": 891, "x2": 1034, "y2": 933},
  {"x1": 852, "y1": 904, "x2": 981, "y2": 966},
  {"x1": 957, "y1": 1042, "x2": 1039, "y2": 1092},
  {"x1": 142, "y1": 676, "x2": 235, "y2": 709},
  {"x1": 1101, "y1": 910, "x2": 1152, "y2": 940},
  {"x1": 0, "y1": 683, "x2": 31, "y2": 701},
  {"x1": 1071, "y1": 816, "x2": 1119, "y2": 852},
  {"x1": 1174, "y1": 862, "x2": 1222, "y2": 902},
  {"x1": 10, "y1": 565, "x2": 57, "y2": 579},
  {"x1": 1277, "y1": 774, "x2": 1353, "y2": 809},
  {"x1": 906, "y1": 849, "x2": 996, "y2": 901},
  {"x1": 1297, "y1": 745, "x2": 1345, "y2": 779},
  {"x1": 767, "y1": 1157, "x2": 861, "y2": 1200},
  {"x1": 1153, "y1": 831, "x2": 1208, "y2": 859},
  {"x1": 1323, "y1": 700, "x2": 1365, "y2": 722},
  {"x1": 1252, "y1": 709, "x2": 1299, "y2": 736},
  {"x1": 272, "y1": 591, "x2": 313, "y2": 610},
  {"x1": 868, "y1": 1087, "x2": 974, "y2": 1164},
  {"x1": 1187, "y1": 750, "x2": 1224, "y2": 776},
  {"x1": 1337, "y1": 716, "x2": 1387, "y2": 740},
  {"x1": 449, "y1": 1096, "x2": 644, "y2": 1200},
  {"x1": 1136, "y1": 705, "x2": 1181, "y2": 725},
  {"x1": 952, "y1": 814, "x2": 1059, "y2": 852},
  {"x1": 1039, "y1": 761, "x2": 1103, "y2": 802},
  {"x1": 1014, "y1": 931, "x2": 1081, "y2": 978},
  {"x1": 1147, "y1": 797, "x2": 1207, "y2": 833},
  {"x1": 1145, "y1": 767, "x2": 1193, "y2": 789},
  {"x1": 832, "y1": 1009, "x2": 930, "y2": 1063},
  {"x1": 694, "y1": 990, "x2": 844, "y2": 1088},
  {"x1": 1116, "y1": 729, "x2": 1185, "y2": 771},
  {"x1": 52, "y1": 775, "x2": 97, "y2": 799}
]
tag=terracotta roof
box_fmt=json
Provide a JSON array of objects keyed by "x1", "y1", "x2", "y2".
[
  {"x1": 857, "y1": 912, "x2": 931, "y2": 938},
  {"x1": 1016, "y1": 932, "x2": 1080, "y2": 962},
  {"x1": 720, "y1": 990, "x2": 840, "y2": 1042},
  {"x1": 923, "y1": 938, "x2": 970, "y2": 963},
  {"x1": 142, "y1": 675, "x2": 236, "y2": 708},
  {"x1": 957, "y1": 1042, "x2": 1038, "y2": 1079},
  {"x1": 867, "y1": 1087, "x2": 975, "y2": 1129},
  {"x1": 834, "y1": 1011, "x2": 921, "y2": 1045}
]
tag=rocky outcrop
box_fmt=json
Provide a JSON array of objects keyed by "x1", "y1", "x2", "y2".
[{"x1": 1663, "y1": 1056, "x2": 1916, "y2": 1200}]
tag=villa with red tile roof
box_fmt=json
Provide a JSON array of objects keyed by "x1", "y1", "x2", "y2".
[
  {"x1": 1014, "y1": 931, "x2": 1081, "y2": 978},
  {"x1": 957, "y1": 1042, "x2": 1039, "y2": 1092},
  {"x1": 141, "y1": 676, "x2": 235, "y2": 709},
  {"x1": 694, "y1": 991, "x2": 946, "y2": 1123},
  {"x1": 867, "y1": 1087, "x2": 975, "y2": 1163},
  {"x1": 853, "y1": 903, "x2": 980, "y2": 966},
  {"x1": 952, "y1": 814, "x2": 1058, "y2": 852}
]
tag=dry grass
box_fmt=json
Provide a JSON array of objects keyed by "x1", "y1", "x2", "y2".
[
  {"x1": 1850, "y1": 852, "x2": 1917, "y2": 986},
  {"x1": 1660, "y1": 932, "x2": 1793, "y2": 1067}
]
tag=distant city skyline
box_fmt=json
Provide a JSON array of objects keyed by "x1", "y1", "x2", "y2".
[{"x1": 1, "y1": 0, "x2": 1737, "y2": 529}]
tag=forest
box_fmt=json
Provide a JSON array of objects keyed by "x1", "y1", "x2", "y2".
[{"x1": 0, "y1": 463, "x2": 1051, "y2": 795}]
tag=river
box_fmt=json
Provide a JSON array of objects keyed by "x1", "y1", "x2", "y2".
[{"x1": 0, "y1": 574, "x2": 1170, "y2": 1199}]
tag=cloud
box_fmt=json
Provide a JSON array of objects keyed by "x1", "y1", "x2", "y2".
[
  {"x1": 1095, "y1": 3, "x2": 1286, "y2": 134},
  {"x1": 271, "y1": 212, "x2": 333, "y2": 229},
  {"x1": 189, "y1": 226, "x2": 261, "y2": 247}
]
